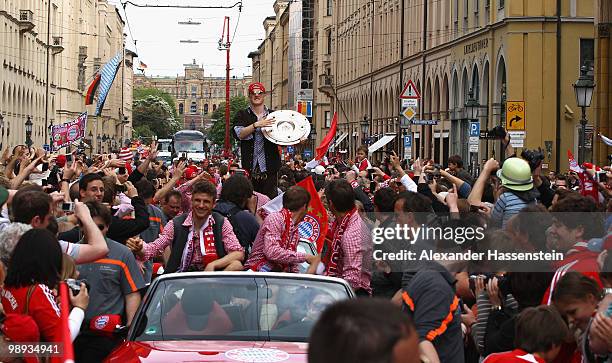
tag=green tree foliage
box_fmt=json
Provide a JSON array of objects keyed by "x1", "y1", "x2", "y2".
[
  {"x1": 134, "y1": 88, "x2": 179, "y2": 120},
  {"x1": 132, "y1": 94, "x2": 181, "y2": 138},
  {"x1": 208, "y1": 96, "x2": 249, "y2": 146}
]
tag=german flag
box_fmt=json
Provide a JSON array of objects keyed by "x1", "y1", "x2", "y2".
[{"x1": 85, "y1": 73, "x2": 101, "y2": 105}]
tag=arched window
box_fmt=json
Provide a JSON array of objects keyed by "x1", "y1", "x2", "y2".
[
  {"x1": 204, "y1": 104, "x2": 209, "y2": 114},
  {"x1": 213, "y1": 104, "x2": 217, "y2": 112},
  {"x1": 190, "y1": 102, "x2": 197, "y2": 114},
  {"x1": 178, "y1": 103, "x2": 184, "y2": 115}
]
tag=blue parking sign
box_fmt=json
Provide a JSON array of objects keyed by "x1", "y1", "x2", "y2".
[
  {"x1": 469, "y1": 122, "x2": 480, "y2": 137},
  {"x1": 404, "y1": 135, "x2": 412, "y2": 147},
  {"x1": 304, "y1": 149, "x2": 312, "y2": 159},
  {"x1": 287, "y1": 146, "x2": 294, "y2": 154}
]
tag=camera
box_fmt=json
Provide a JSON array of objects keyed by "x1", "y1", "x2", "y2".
[
  {"x1": 468, "y1": 274, "x2": 512, "y2": 297},
  {"x1": 115, "y1": 184, "x2": 127, "y2": 193},
  {"x1": 61, "y1": 202, "x2": 74, "y2": 212},
  {"x1": 521, "y1": 148, "x2": 545, "y2": 171},
  {"x1": 597, "y1": 171, "x2": 607, "y2": 183},
  {"x1": 65, "y1": 278, "x2": 89, "y2": 295},
  {"x1": 484, "y1": 126, "x2": 507, "y2": 140}
]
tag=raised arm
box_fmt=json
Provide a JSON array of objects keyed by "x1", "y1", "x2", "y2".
[{"x1": 467, "y1": 158, "x2": 499, "y2": 205}]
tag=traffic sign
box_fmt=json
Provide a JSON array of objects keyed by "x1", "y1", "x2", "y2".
[
  {"x1": 469, "y1": 144, "x2": 479, "y2": 152},
  {"x1": 399, "y1": 80, "x2": 421, "y2": 99},
  {"x1": 43, "y1": 144, "x2": 50, "y2": 151},
  {"x1": 402, "y1": 99, "x2": 419, "y2": 108},
  {"x1": 402, "y1": 107, "x2": 417, "y2": 121},
  {"x1": 304, "y1": 149, "x2": 312, "y2": 159},
  {"x1": 469, "y1": 121, "x2": 480, "y2": 137},
  {"x1": 287, "y1": 145, "x2": 294, "y2": 154},
  {"x1": 510, "y1": 138, "x2": 525, "y2": 148},
  {"x1": 469, "y1": 136, "x2": 479, "y2": 144},
  {"x1": 411, "y1": 119, "x2": 438, "y2": 125},
  {"x1": 404, "y1": 135, "x2": 412, "y2": 148},
  {"x1": 506, "y1": 101, "x2": 525, "y2": 131}
]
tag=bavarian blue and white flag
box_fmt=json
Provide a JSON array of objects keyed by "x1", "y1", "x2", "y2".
[{"x1": 94, "y1": 52, "x2": 123, "y2": 116}]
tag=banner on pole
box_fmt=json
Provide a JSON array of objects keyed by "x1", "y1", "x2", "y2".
[{"x1": 51, "y1": 112, "x2": 88, "y2": 151}]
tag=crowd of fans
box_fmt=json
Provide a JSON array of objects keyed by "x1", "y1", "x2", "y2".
[{"x1": 0, "y1": 136, "x2": 609, "y2": 363}]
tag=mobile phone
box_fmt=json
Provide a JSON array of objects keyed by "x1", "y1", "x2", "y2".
[
  {"x1": 66, "y1": 154, "x2": 73, "y2": 162},
  {"x1": 115, "y1": 184, "x2": 127, "y2": 193},
  {"x1": 62, "y1": 202, "x2": 74, "y2": 212},
  {"x1": 42, "y1": 162, "x2": 49, "y2": 172},
  {"x1": 118, "y1": 167, "x2": 126, "y2": 175},
  {"x1": 42, "y1": 179, "x2": 48, "y2": 186}
]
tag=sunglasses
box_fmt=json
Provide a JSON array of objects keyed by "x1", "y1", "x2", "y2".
[{"x1": 250, "y1": 90, "x2": 264, "y2": 96}]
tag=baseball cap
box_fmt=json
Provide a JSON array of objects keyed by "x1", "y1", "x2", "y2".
[
  {"x1": 56, "y1": 154, "x2": 67, "y2": 168},
  {"x1": 1, "y1": 313, "x2": 40, "y2": 342},
  {"x1": 90, "y1": 314, "x2": 122, "y2": 336},
  {"x1": 313, "y1": 165, "x2": 326, "y2": 175},
  {"x1": 248, "y1": 82, "x2": 266, "y2": 94},
  {"x1": 185, "y1": 166, "x2": 199, "y2": 179},
  {"x1": 0, "y1": 186, "x2": 8, "y2": 208}
]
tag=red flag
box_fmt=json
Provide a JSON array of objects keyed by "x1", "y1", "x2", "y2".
[
  {"x1": 56, "y1": 282, "x2": 74, "y2": 363},
  {"x1": 297, "y1": 176, "x2": 328, "y2": 253},
  {"x1": 315, "y1": 112, "x2": 337, "y2": 160}
]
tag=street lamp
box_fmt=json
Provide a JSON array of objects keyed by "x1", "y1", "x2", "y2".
[
  {"x1": 573, "y1": 64, "x2": 596, "y2": 165},
  {"x1": 25, "y1": 116, "x2": 33, "y2": 148},
  {"x1": 464, "y1": 88, "x2": 480, "y2": 176},
  {"x1": 309, "y1": 127, "x2": 317, "y2": 154},
  {"x1": 360, "y1": 115, "x2": 369, "y2": 144}
]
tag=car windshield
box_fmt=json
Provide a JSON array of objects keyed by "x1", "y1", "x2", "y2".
[
  {"x1": 133, "y1": 276, "x2": 349, "y2": 342},
  {"x1": 174, "y1": 140, "x2": 203, "y2": 153}
]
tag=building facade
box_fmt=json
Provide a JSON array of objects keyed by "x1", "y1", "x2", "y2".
[
  {"x1": 332, "y1": 0, "x2": 597, "y2": 171},
  {"x1": 595, "y1": 0, "x2": 612, "y2": 164},
  {"x1": 252, "y1": 0, "x2": 600, "y2": 170},
  {"x1": 134, "y1": 61, "x2": 252, "y2": 131},
  {"x1": 0, "y1": 0, "x2": 134, "y2": 152}
]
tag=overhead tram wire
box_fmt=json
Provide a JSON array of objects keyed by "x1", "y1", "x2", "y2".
[{"x1": 121, "y1": 1, "x2": 243, "y2": 9}]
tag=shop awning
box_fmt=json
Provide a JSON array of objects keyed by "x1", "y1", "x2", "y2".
[
  {"x1": 368, "y1": 134, "x2": 396, "y2": 154},
  {"x1": 329, "y1": 132, "x2": 349, "y2": 151}
]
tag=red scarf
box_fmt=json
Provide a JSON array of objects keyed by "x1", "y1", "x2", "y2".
[
  {"x1": 200, "y1": 218, "x2": 218, "y2": 266},
  {"x1": 254, "y1": 209, "x2": 296, "y2": 272},
  {"x1": 323, "y1": 208, "x2": 356, "y2": 276}
]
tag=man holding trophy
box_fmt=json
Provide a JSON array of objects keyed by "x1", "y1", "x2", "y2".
[{"x1": 232, "y1": 82, "x2": 280, "y2": 199}]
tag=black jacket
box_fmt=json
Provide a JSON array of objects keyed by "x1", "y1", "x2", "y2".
[{"x1": 232, "y1": 107, "x2": 281, "y2": 173}]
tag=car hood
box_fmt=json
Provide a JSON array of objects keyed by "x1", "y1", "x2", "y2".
[{"x1": 105, "y1": 340, "x2": 308, "y2": 363}]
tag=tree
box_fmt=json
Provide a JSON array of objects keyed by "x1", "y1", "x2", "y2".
[
  {"x1": 208, "y1": 96, "x2": 249, "y2": 146},
  {"x1": 134, "y1": 88, "x2": 179, "y2": 120},
  {"x1": 132, "y1": 95, "x2": 181, "y2": 138}
]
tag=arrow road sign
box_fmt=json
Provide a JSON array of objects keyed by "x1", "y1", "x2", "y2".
[{"x1": 506, "y1": 101, "x2": 525, "y2": 131}]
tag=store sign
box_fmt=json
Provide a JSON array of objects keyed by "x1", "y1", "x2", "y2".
[{"x1": 464, "y1": 38, "x2": 489, "y2": 55}]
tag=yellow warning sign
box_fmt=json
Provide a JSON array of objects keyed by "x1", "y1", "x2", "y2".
[{"x1": 506, "y1": 101, "x2": 525, "y2": 131}]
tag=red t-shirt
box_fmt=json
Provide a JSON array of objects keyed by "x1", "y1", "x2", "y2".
[
  {"x1": 483, "y1": 349, "x2": 546, "y2": 363},
  {"x1": 1, "y1": 284, "x2": 62, "y2": 343}
]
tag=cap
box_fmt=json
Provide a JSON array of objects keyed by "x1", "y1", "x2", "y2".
[
  {"x1": 90, "y1": 314, "x2": 122, "y2": 336},
  {"x1": 248, "y1": 82, "x2": 266, "y2": 94},
  {"x1": 0, "y1": 186, "x2": 8, "y2": 208},
  {"x1": 2, "y1": 314, "x2": 40, "y2": 342},
  {"x1": 313, "y1": 165, "x2": 326, "y2": 175},
  {"x1": 56, "y1": 154, "x2": 67, "y2": 168},
  {"x1": 185, "y1": 166, "x2": 199, "y2": 179}
]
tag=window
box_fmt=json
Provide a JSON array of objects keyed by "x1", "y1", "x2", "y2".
[
  {"x1": 213, "y1": 104, "x2": 217, "y2": 112},
  {"x1": 191, "y1": 85, "x2": 197, "y2": 97},
  {"x1": 579, "y1": 38, "x2": 595, "y2": 73},
  {"x1": 178, "y1": 103, "x2": 184, "y2": 115},
  {"x1": 474, "y1": 0, "x2": 479, "y2": 13},
  {"x1": 325, "y1": 111, "x2": 331, "y2": 128},
  {"x1": 498, "y1": 0, "x2": 504, "y2": 9},
  {"x1": 326, "y1": 0, "x2": 332, "y2": 16},
  {"x1": 454, "y1": 0, "x2": 459, "y2": 22},
  {"x1": 204, "y1": 104, "x2": 209, "y2": 114},
  {"x1": 190, "y1": 102, "x2": 197, "y2": 114},
  {"x1": 464, "y1": 0, "x2": 468, "y2": 18},
  {"x1": 326, "y1": 30, "x2": 332, "y2": 55}
]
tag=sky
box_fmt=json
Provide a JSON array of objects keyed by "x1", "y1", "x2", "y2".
[{"x1": 108, "y1": 0, "x2": 276, "y2": 78}]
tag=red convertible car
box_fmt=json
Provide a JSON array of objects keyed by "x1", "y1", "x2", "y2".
[{"x1": 105, "y1": 272, "x2": 355, "y2": 362}]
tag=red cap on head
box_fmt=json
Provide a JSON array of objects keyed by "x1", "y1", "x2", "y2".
[
  {"x1": 248, "y1": 82, "x2": 266, "y2": 94},
  {"x1": 90, "y1": 314, "x2": 122, "y2": 336},
  {"x1": 185, "y1": 165, "x2": 199, "y2": 179},
  {"x1": 2, "y1": 314, "x2": 40, "y2": 342},
  {"x1": 56, "y1": 154, "x2": 67, "y2": 168}
]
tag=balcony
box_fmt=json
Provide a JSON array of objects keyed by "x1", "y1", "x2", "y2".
[
  {"x1": 18, "y1": 10, "x2": 34, "y2": 33},
  {"x1": 51, "y1": 36, "x2": 64, "y2": 55},
  {"x1": 318, "y1": 73, "x2": 333, "y2": 96}
]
